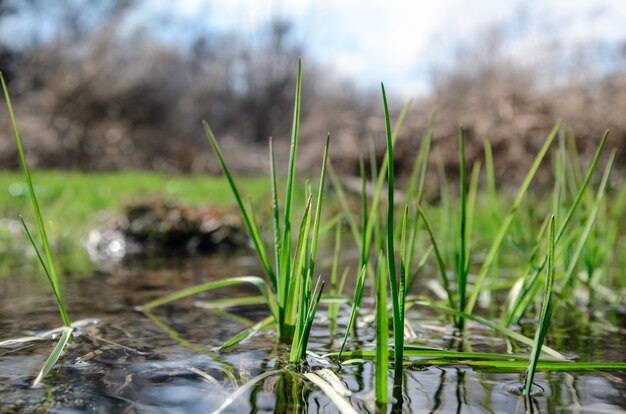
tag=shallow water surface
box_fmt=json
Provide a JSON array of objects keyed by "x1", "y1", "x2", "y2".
[{"x1": 1, "y1": 253, "x2": 625, "y2": 413}]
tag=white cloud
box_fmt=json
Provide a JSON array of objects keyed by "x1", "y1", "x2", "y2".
[{"x1": 164, "y1": 0, "x2": 626, "y2": 97}]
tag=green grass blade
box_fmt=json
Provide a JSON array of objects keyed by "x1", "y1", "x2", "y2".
[
  {"x1": 336, "y1": 349, "x2": 561, "y2": 362},
  {"x1": 363, "y1": 99, "x2": 412, "y2": 271},
  {"x1": 328, "y1": 164, "x2": 361, "y2": 246},
  {"x1": 375, "y1": 252, "x2": 388, "y2": 404},
  {"x1": 465, "y1": 122, "x2": 561, "y2": 314},
  {"x1": 407, "y1": 245, "x2": 433, "y2": 293},
  {"x1": 406, "y1": 300, "x2": 565, "y2": 359},
  {"x1": 309, "y1": 134, "x2": 331, "y2": 270},
  {"x1": 435, "y1": 150, "x2": 452, "y2": 251},
  {"x1": 279, "y1": 59, "x2": 303, "y2": 317},
  {"x1": 501, "y1": 217, "x2": 550, "y2": 326},
  {"x1": 1, "y1": 73, "x2": 70, "y2": 328},
  {"x1": 457, "y1": 129, "x2": 468, "y2": 329},
  {"x1": 381, "y1": 84, "x2": 403, "y2": 377},
  {"x1": 400, "y1": 360, "x2": 626, "y2": 371},
  {"x1": 554, "y1": 130, "x2": 609, "y2": 243},
  {"x1": 292, "y1": 279, "x2": 325, "y2": 362},
  {"x1": 466, "y1": 161, "x2": 481, "y2": 252},
  {"x1": 141, "y1": 276, "x2": 278, "y2": 323},
  {"x1": 524, "y1": 216, "x2": 556, "y2": 395},
  {"x1": 19, "y1": 218, "x2": 51, "y2": 286},
  {"x1": 561, "y1": 150, "x2": 615, "y2": 292},
  {"x1": 269, "y1": 137, "x2": 282, "y2": 289},
  {"x1": 339, "y1": 264, "x2": 367, "y2": 356},
  {"x1": 283, "y1": 58, "x2": 302, "y2": 239},
  {"x1": 328, "y1": 224, "x2": 342, "y2": 325},
  {"x1": 285, "y1": 195, "x2": 313, "y2": 340},
  {"x1": 221, "y1": 315, "x2": 275, "y2": 352},
  {"x1": 359, "y1": 158, "x2": 368, "y2": 268},
  {"x1": 415, "y1": 204, "x2": 455, "y2": 311},
  {"x1": 203, "y1": 122, "x2": 276, "y2": 291},
  {"x1": 405, "y1": 127, "x2": 433, "y2": 205},
  {"x1": 19, "y1": 218, "x2": 70, "y2": 327},
  {"x1": 400, "y1": 203, "x2": 409, "y2": 308},
  {"x1": 483, "y1": 140, "x2": 498, "y2": 215},
  {"x1": 335, "y1": 347, "x2": 626, "y2": 370},
  {"x1": 32, "y1": 326, "x2": 73, "y2": 386},
  {"x1": 195, "y1": 296, "x2": 268, "y2": 309},
  {"x1": 368, "y1": 136, "x2": 378, "y2": 184},
  {"x1": 504, "y1": 131, "x2": 610, "y2": 325}
]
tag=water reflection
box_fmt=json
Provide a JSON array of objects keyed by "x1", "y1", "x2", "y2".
[{"x1": 1, "y1": 254, "x2": 626, "y2": 412}]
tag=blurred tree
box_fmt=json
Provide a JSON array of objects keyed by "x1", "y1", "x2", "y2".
[
  {"x1": 0, "y1": 0, "x2": 18, "y2": 81},
  {"x1": 236, "y1": 19, "x2": 302, "y2": 142}
]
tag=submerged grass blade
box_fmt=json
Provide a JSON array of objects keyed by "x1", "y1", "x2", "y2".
[
  {"x1": 32, "y1": 326, "x2": 73, "y2": 386},
  {"x1": 212, "y1": 370, "x2": 281, "y2": 414},
  {"x1": 524, "y1": 215, "x2": 556, "y2": 396},
  {"x1": 304, "y1": 372, "x2": 358, "y2": 414}
]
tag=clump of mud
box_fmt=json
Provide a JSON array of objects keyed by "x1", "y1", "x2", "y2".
[{"x1": 87, "y1": 199, "x2": 246, "y2": 261}]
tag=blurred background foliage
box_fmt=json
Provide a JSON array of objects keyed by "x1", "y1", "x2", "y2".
[{"x1": 0, "y1": 0, "x2": 624, "y2": 181}]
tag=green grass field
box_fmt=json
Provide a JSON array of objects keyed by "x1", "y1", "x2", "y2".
[
  {"x1": 0, "y1": 170, "x2": 271, "y2": 232},
  {"x1": 0, "y1": 170, "x2": 273, "y2": 275}
]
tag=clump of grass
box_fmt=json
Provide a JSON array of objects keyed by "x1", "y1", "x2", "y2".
[
  {"x1": 1, "y1": 73, "x2": 73, "y2": 386},
  {"x1": 501, "y1": 131, "x2": 609, "y2": 326},
  {"x1": 142, "y1": 60, "x2": 331, "y2": 362}
]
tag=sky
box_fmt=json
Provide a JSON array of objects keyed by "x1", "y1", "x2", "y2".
[
  {"x1": 2, "y1": 0, "x2": 624, "y2": 98},
  {"x1": 150, "y1": 0, "x2": 626, "y2": 98}
]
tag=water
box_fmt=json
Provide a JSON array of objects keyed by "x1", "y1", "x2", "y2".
[{"x1": 1, "y1": 252, "x2": 625, "y2": 413}]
